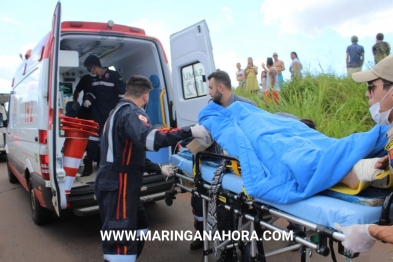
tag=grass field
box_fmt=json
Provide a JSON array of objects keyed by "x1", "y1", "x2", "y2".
[{"x1": 234, "y1": 73, "x2": 375, "y2": 138}]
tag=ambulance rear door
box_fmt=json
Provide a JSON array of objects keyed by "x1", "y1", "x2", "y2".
[
  {"x1": 170, "y1": 20, "x2": 215, "y2": 127},
  {"x1": 47, "y1": 2, "x2": 62, "y2": 216}
]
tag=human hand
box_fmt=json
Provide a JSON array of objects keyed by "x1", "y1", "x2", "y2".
[
  {"x1": 334, "y1": 223, "x2": 376, "y2": 253},
  {"x1": 72, "y1": 101, "x2": 79, "y2": 110},
  {"x1": 261, "y1": 63, "x2": 265, "y2": 67},
  {"x1": 190, "y1": 124, "x2": 213, "y2": 147},
  {"x1": 161, "y1": 165, "x2": 174, "y2": 177},
  {"x1": 374, "y1": 155, "x2": 389, "y2": 170},
  {"x1": 83, "y1": 100, "x2": 91, "y2": 108}
]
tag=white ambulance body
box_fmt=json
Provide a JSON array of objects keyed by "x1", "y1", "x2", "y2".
[
  {"x1": 0, "y1": 93, "x2": 9, "y2": 152},
  {"x1": 6, "y1": 2, "x2": 215, "y2": 225}
]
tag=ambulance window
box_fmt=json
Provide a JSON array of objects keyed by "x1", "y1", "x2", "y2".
[{"x1": 181, "y1": 62, "x2": 208, "y2": 100}]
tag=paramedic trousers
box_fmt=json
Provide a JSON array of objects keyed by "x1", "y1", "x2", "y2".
[
  {"x1": 191, "y1": 194, "x2": 204, "y2": 234},
  {"x1": 96, "y1": 171, "x2": 149, "y2": 262},
  {"x1": 86, "y1": 119, "x2": 104, "y2": 161}
]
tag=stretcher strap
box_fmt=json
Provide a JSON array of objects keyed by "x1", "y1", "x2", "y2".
[
  {"x1": 242, "y1": 186, "x2": 253, "y2": 201},
  {"x1": 207, "y1": 159, "x2": 227, "y2": 257}
]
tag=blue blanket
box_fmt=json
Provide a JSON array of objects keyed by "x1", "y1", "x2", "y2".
[{"x1": 198, "y1": 102, "x2": 389, "y2": 204}]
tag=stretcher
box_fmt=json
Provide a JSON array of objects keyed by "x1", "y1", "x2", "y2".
[{"x1": 165, "y1": 150, "x2": 393, "y2": 262}]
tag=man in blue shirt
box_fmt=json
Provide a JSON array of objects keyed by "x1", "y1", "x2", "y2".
[{"x1": 346, "y1": 35, "x2": 365, "y2": 77}]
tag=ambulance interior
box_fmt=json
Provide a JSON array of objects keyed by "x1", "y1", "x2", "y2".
[{"x1": 57, "y1": 35, "x2": 172, "y2": 197}]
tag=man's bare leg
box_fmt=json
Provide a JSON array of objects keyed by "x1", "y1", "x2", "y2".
[
  {"x1": 340, "y1": 169, "x2": 360, "y2": 190},
  {"x1": 339, "y1": 157, "x2": 388, "y2": 190}
]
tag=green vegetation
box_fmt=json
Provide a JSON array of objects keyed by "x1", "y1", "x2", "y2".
[{"x1": 234, "y1": 74, "x2": 375, "y2": 138}]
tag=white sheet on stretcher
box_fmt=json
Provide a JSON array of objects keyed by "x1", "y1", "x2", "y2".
[{"x1": 170, "y1": 152, "x2": 393, "y2": 227}]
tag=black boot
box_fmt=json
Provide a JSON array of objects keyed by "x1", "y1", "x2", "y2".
[
  {"x1": 82, "y1": 158, "x2": 93, "y2": 177},
  {"x1": 190, "y1": 239, "x2": 203, "y2": 250}
]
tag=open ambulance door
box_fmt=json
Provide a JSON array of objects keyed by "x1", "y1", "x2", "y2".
[
  {"x1": 47, "y1": 2, "x2": 62, "y2": 216},
  {"x1": 170, "y1": 20, "x2": 216, "y2": 127}
]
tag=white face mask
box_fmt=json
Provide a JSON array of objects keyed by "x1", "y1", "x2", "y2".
[{"x1": 369, "y1": 87, "x2": 393, "y2": 125}]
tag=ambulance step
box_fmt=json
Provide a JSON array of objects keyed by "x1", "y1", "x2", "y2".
[
  {"x1": 72, "y1": 205, "x2": 99, "y2": 216},
  {"x1": 140, "y1": 192, "x2": 166, "y2": 203}
]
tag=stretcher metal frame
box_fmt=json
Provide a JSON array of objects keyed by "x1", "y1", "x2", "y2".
[{"x1": 165, "y1": 151, "x2": 393, "y2": 262}]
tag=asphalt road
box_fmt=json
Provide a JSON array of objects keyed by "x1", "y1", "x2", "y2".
[{"x1": 0, "y1": 154, "x2": 392, "y2": 262}]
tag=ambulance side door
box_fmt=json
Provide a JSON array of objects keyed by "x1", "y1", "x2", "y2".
[
  {"x1": 170, "y1": 20, "x2": 215, "y2": 127},
  {"x1": 47, "y1": 1, "x2": 62, "y2": 216}
]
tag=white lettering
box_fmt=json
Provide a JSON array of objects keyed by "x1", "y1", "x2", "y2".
[
  {"x1": 272, "y1": 231, "x2": 281, "y2": 241},
  {"x1": 282, "y1": 231, "x2": 294, "y2": 241},
  {"x1": 263, "y1": 231, "x2": 271, "y2": 241},
  {"x1": 152, "y1": 231, "x2": 160, "y2": 241},
  {"x1": 140, "y1": 230, "x2": 151, "y2": 241},
  {"x1": 241, "y1": 230, "x2": 250, "y2": 241},
  {"x1": 250, "y1": 231, "x2": 259, "y2": 241},
  {"x1": 232, "y1": 231, "x2": 240, "y2": 241},
  {"x1": 162, "y1": 230, "x2": 169, "y2": 241},
  {"x1": 99, "y1": 230, "x2": 292, "y2": 242},
  {"x1": 184, "y1": 230, "x2": 193, "y2": 241}
]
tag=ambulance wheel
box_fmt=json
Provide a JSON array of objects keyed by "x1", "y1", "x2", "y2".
[
  {"x1": 7, "y1": 159, "x2": 18, "y2": 184},
  {"x1": 29, "y1": 179, "x2": 53, "y2": 225}
]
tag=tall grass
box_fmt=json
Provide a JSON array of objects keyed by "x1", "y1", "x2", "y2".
[{"x1": 234, "y1": 74, "x2": 374, "y2": 138}]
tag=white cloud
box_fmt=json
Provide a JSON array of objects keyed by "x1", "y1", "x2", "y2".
[
  {"x1": 0, "y1": 55, "x2": 21, "y2": 71},
  {"x1": 260, "y1": 0, "x2": 393, "y2": 38},
  {"x1": 0, "y1": 43, "x2": 36, "y2": 91},
  {"x1": 0, "y1": 55, "x2": 21, "y2": 85},
  {"x1": 131, "y1": 19, "x2": 171, "y2": 61},
  {"x1": 0, "y1": 16, "x2": 23, "y2": 27},
  {"x1": 0, "y1": 78, "x2": 12, "y2": 93},
  {"x1": 222, "y1": 6, "x2": 233, "y2": 20}
]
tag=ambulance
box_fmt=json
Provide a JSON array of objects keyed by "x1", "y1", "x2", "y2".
[
  {"x1": 0, "y1": 93, "x2": 9, "y2": 153},
  {"x1": 6, "y1": 2, "x2": 215, "y2": 225}
]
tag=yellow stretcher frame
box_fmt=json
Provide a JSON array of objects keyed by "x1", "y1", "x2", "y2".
[{"x1": 329, "y1": 169, "x2": 393, "y2": 195}]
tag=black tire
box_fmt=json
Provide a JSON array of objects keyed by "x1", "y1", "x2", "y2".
[
  {"x1": 29, "y1": 179, "x2": 53, "y2": 225},
  {"x1": 7, "y1": 160, "x2": 18, "y2": 184}
]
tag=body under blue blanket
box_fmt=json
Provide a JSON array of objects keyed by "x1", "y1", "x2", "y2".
[{"x1": 198, "y1": 101, "x2": 389, "y2": 204}]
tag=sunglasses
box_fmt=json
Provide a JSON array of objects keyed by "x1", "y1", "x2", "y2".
[
  {"x1": 367, "y1": 79, "x2": 393, "y2": 94},
  {"x1": 366, "y1": 81, "x2": 377, "y2": 94}
]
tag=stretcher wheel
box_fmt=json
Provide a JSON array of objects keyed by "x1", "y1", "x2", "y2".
[
  {"x1": 165, "y1": 191, "x2": 176, "y2": 206},
  {"x1": 165, "y1": 197, "x2": 173, "y2": 206}
]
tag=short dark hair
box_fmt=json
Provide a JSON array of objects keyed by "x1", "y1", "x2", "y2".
[
  {"x1": 84, "y1": 55, "x2": 101, "y2": 68},
  {"x1": 125, "y1": 75, "x2": 152, "y2": 97},
  {"x1": 207, "y1": 70, "x2": 231, "y2": 90},
  {"x1": 300, "y1": 118, "x2": 316, "y2": 130},
  {"x1": 377, "y1": 33, "x2": 384, "y2": 41},
  {"x1": 267, "y1": 57, "x2": 273, "y2": 66}
]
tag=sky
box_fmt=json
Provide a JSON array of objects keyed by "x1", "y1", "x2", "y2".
[{"x1": 0, "y1": 0, "x2": 392, "y2": 93}]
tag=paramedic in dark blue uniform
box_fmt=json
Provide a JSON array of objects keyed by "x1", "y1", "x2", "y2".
[
  {"x1": 82, "y1": 55, "x2": 126, "y2": 176},
  {"x1": 72, "y1": 74, "x2": 92, "y2": 120},
  {"x1": 95, "y1": 75, "x2": 211, "y2": 262}
]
